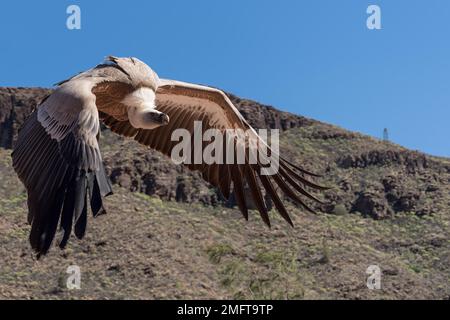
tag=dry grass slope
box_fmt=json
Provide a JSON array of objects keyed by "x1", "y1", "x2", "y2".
[
  {"x1": 0, "y1": 149, "x2": 448, "y2": 299},
  {"x1": 0, "y1": 87, "x2": 448, "y2": 299}
]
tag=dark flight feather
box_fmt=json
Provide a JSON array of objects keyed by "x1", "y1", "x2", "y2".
[{"x1": 12, "y1": 111, "x2": 112, "y2": 256}]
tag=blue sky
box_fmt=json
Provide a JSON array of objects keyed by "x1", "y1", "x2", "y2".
[{"x1": 0, "y1": 0, "x2": 449, "y2": 157}]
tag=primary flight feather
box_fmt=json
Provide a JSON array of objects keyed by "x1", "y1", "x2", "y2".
[{"x1": 12, "y1": 56, "x2": 326, "y2": 256}]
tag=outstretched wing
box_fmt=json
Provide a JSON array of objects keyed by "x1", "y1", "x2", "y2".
[
  {"x1": 101, "y1": 79, "x2": 326, "y2": 226},
  {"x1": 12, "y1": 79, "x2": 112, "y2": 256}
]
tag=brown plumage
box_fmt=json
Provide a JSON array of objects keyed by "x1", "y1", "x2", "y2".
[{"x1": 12, "y1": 56, "x2": 327, "y2": 256}]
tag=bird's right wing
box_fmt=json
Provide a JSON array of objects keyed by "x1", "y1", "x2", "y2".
[{"x1": 12, "y1": 79, "x2": 112, "y2": 256}]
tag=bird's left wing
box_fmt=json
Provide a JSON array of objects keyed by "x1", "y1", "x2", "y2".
[{"x1": 101, "y1": 79, "x2": 326, "y2": 227}]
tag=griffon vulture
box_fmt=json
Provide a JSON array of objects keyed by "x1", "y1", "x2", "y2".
[{"x1": 11, "y1": 56, "x2": 326, "y2": 256}]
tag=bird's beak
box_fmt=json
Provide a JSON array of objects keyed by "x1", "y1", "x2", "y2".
[{"x1": 150, "y1": 112, "x2": 170, "y2": 125}]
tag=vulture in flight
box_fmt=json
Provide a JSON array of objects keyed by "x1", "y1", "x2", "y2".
[{"x1": 12, "y1": 56, "x2": 327, "y2": 256}]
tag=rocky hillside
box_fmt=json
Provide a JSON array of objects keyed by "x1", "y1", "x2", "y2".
[{"x1": 0, "y1": 87, "x2": 449, "y2": 299}]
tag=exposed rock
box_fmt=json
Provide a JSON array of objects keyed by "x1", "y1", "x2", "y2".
[
  {"x1": 381, "y1": 176, "x2": 422, "y2": 213},
  {"x1": 351, "y1": 191, "x2": 394, "y2": 220},
  {"x1": 426, "y1": 185, "x2": 439, "y2": 192},
  {"x1": 337, "y1": 150, "x2": 430, "y2": 173},
  {"x1": 0, "y1": 88, "x2": 51, "y2": 149},
  {"x1": 228, "y1": 94, "x2": 314, "y2": 130},
  {"x1": 393, "y1": 191, "x2": 421, "y2": 212},
  {"x1": 175, "y1": 176, "x2": 188, "y2": 203},
  {"x1": 416, "y1": 206, "x2": 435, "y2": 217},
  {"x1": 310, "y1": 129, "x2": 357, "y2": 140}
]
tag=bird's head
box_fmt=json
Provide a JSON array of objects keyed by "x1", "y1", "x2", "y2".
[
  {"x1": 122, "y1": 86, "x2": 170, "y2": 130},
  {"x1": 107, "y1": 56, "x2": 170, "y2": 130}
]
